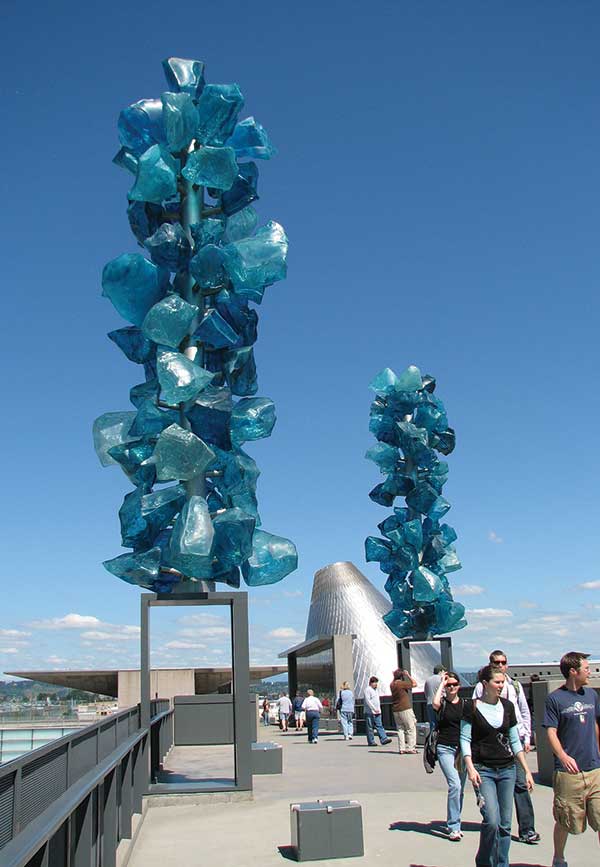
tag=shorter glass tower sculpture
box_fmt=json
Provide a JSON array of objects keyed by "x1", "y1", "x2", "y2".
[
  {"x1": 93, "y1": 57, "x2": 297, "y2": 593},
  {"x1": 365, "y1": 365, "x2": 466, "y2": 639}
]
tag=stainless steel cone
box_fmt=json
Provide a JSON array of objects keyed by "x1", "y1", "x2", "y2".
[{"x1": 305, "y1": 561, "x2": 398, "y2": 697}]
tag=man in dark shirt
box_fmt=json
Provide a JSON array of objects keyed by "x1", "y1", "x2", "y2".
[{"x1": 543, "y1": 651, "x2": 600, "y2": 867}]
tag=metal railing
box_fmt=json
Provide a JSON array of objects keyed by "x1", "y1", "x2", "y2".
[{"x1": 0, "y1": 701, "x2": 171, "y2": 867}]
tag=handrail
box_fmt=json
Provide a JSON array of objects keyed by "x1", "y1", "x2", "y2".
[
  {"x1": 0, "y1": 701, "x2": 172, "y2": 865},
  {"x1": 0, "y1": 730, "x2": 145, "y2": 867},
  {"x1": 0, "y1": 705, "x2": 140, "y2": 781}
]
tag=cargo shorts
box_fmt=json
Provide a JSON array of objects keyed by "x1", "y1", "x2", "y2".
[{"x1": 553, "y1": 767, "x2": 600, "y2": 834}]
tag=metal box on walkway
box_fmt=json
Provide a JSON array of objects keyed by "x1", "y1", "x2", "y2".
[
  {"x1": 251, "y1": 741, "x2": 283, "y2": 774},
  {"x1": 290, "y1": 799, "x2": 364, "y2": 861}
]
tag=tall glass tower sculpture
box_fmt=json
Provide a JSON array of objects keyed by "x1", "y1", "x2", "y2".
[
  {"x1": 364, "y1": 365, "x2": 466, "y2": 639},
  {"x1": 93, "y1": 57, "x2": 297, "y2": 594}
]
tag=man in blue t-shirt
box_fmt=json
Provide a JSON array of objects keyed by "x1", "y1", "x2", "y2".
[{"x1": 543, "y1": 651, "x2": 600, "y2": 867}]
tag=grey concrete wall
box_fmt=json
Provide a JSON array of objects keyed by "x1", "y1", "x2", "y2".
[
  {"x1": 174, "y1": 695, "x2": 258, "y2": 745},
  {"x1": 333, "y1": 635, "x2": 355, "y2": 691},
  {"x1": 118, "y1": 669, "x2": 195, "y2": 707}
]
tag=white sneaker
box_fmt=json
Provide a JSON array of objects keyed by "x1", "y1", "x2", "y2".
[{"x1": 348, "y1": 735, "x2": 353, "y2": 740}]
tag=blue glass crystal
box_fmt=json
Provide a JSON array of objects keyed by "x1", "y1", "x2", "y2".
[
  {"x1": 365, "y1": 536, "x2": 392, "y2": 563},
  {"x1": 436, "y1": 427, "x2": 456, "y2": 455},
  {"x1": 215, "y1": 290, "x2": 257, "y2": 347},
  {"x1": 428, "y1": 495, "x2": 451, "y2": 522},
  {"x1": 157, "y1": 350, "x2": 214, "y2": 405},
  {"x1": 440, "y1": 547, "x2": 461, "y2": 572},
  {"x1": 224, "y1": 206, "x2": 258, "y2": 242},
  {"x1": 141, "y1": 483, "x2": 186, "y2": 534},
  {"x1": 412, "y1": 566, "x2": 443, "y2": 602},
  {"x1": 128, "y1": 399, "x2": 178, "y2": 438},
  {"x1": 365, "y1": 364, "x2": 463, "y2": 639},
  {"x1": 162, "y1": 57, "x2": 205, "y2": 98},
  {"x1": 435, "y1": 598, "x2": 467, "y2": 633},
  {"x1": 365, "y1": 442, "x2": 399, "y2": 473},
  {"x1": 194, "y1": 308, "x2": 238, "y2": 349},
  {"x1": 103, "y1": 547, "x2": 161, "y2": 587},
  {"x1": 113, "y1": 148, "x2": 138, "y2": 174},
  {"x1": 186, "y1": 385, "x2": 232, "y2": 450},
  {"x1": 228, "y1": 117, "x2": 275, "y2": 160},
  {"x1": 108, "y1": 326, "x2": 154, "y2": 365},
  {"x1": 169, "y1": 495, "x2": 214, "y2": 578},
  {"x1": 142, "y1": 294, "x2": 197, "y2": 348},
  {"x1": 230, "y1": 397, "x2": 276, "y2": 444},
  {"x1": 189, "y1": 244, "x2": 228, "y2": 291},
  {"x1": 369, "y1": 368, "x2": 400, "y2": 396},
  {"x1": 221, "y1": 162, "x2": 259, "y2": 216},
  {"x1": 127, "y1": 200, "x2": 167, "y2": 244},
  {"x1": 144, "y1": 223, "x2": 191, "y2": 272},
  {"x1": 93, "y1": 411, "x2": 137, "y2": 466},
  {"x1": 161, "y1": 92, "x2": 199, "y2": 153},
  {"x1": 118, "y1": 98, "x2": 165, "y2": 156},
  {"x1": 182, "y1": 146, "x2": 238, "y2": 190},
  {"x1": 102, "y1": 254, "x2": 169, "y2": 326},
  {"x1": 396, "y1": 365, "x2": 422, "y2": 392},
  {"x1": 241, "y1": 529, "x2": 297, "y2": 586},
  {"x1": 212, "y1": 507, "x2": 255, "y2": 569},
  {"x1": 191, "y1": 217, "x2": 225, "y2": 247},
  {"x1": 147, "y1": 424, "x2": 215, "y2": 481},
  {"x1": 369, "y1": 484, "x2": 394, "y2": 507},
  {"x1": 405, "y1": 481, "x2": 438, "y2": 515},
  {"x1": 196, "y1": 84, "x2": 244, "y2": 146},
  {"x1": 224, "y1": 347, "x2": 257, "y2": 396},
  {"x1": 225, "y1": 221, "x2": 287, "y2": 292},
  {"x1": 119, "y1": 487, "x2": 153, "y2": 550},
  {"x1": 129, "y1": 145, "x2": 178, "y2": 204},
  {"x1": 130, "y1": 378, "x2": 159, "y2": 408},
  {"x1": 107, "y1": 440, "x2": 156, "y2": 486}
]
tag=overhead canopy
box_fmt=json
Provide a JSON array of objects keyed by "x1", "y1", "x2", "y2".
[{"x1": 7, "y1": 666, "x2": 287, "y2": 698}]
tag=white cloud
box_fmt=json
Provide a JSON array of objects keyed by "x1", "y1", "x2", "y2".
[
  {"x1": 180, "y1": 626, "x2": 230, "y2": 639},
  {"x1": 502, "y1": 638, "x2": 523, "y2": 645},
  {"x1": 519, "y1": 600, "x2": 538, "y2": 609},
  {"x1": 467, "y1": 608, "x2": 513, "y2": 618},
  {"x1": 164, "y1": 640, "x2": 207, "y2": 650},
  {"x1": 0, "y1": 629, "x2": 31, "y2": 638},
  {"x1": 0, "y1": 648, "x2": 19, "y2": 654},
  {"x1": 578, "y1": 581, "x2": 600, "y2": 590},
  {"x1": 488, "y1": 531, "x2": 503, "y2": 544},
  {"x1": 282, "y1": 590, "x2": 303, "y2": 598},
  {"x1": 267, "y1": 627, "x2": 303, "y2": 640},
  {"x1": 30, "y1": 613, "x2": 102, "y2": 630},
  {"x1": 46, "y1": 655, "x2": 68, "y2": 665},
  {"x1": 80, "y1": 631, "x2": 137, "y2": 642},
  {"x1": 179, "y1": 614, "x2": 227, "y2": 626},
  {"x1": 454, "y1": 584, "x2": 485, "y2": 596}
]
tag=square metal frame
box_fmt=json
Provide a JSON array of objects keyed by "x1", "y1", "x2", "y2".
[
  {"x1": 140, "y1": 591, "x2": 252, "y2": 793},
  {"x1": 397, "y1": 637, "x2": 453, "y2": 678}
]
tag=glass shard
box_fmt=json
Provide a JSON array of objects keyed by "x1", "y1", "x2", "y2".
[
  {"x1": 157, "y1": 350, "x2": 215, "y2": 405},
  {"x1": 182, "y1": 146, "x2": 238, "y2": 190},
  {"x1": 142, "y1": 293, "x2": 197, "y2": 348},
  {"x1": 241, "y1": 529, "x2": 298, "y2": 586},
  {"x1": 102, "y1": 253, "x2": 169, "y2": 326}
]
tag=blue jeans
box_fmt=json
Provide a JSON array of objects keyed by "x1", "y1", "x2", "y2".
[
  {"x1": 340, "y1": 711, "x2": 353, "y2": 738},
  {"x1": 305, "y1": 710, "x2": 320, "y2": 742},
  {"x1": 514, "y1": 750, "x2": 535, "y2": 836},
  {"x1": 365, "y1": 711, "x2": 388, "y2": 745},
  {"x1": 475, "y1": 763, "x2": 516, "y2": 867},
  {"x1": 262, "y1": 710, "x2": 270, "y2": 726},
  {"x1": 437, "y1": 745, "x2": 466, "y2": 833},
  {"x1": 426, "y1": 703, "x2": 438, "y2": 732}
]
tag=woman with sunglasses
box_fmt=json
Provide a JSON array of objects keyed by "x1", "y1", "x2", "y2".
[
  {"x1": 432, "y1": 670, "x2": 466, "y2": 841},
  {"x1": 461, "y1": 663, "x2": 534, "y2": 867}
]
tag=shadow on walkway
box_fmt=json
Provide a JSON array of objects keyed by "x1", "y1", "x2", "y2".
[{"x1": 390, "y1": 819, "x2": 480, "y2": 837}]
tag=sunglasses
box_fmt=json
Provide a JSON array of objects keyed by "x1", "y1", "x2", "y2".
[
  {"x1": 493, "y1": 659, "x2": 508, "y2": 665},
  {"x1": 446, "y1": 682, "x2": 459, "y2": 687}
]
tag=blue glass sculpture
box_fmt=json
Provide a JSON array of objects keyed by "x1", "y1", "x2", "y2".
[
  {"x1": 365, "y1": 365, "x2": 467, "y2": 639},
  {"x1": 95, "y1": 57, "x2": 298, "y2": 593}
]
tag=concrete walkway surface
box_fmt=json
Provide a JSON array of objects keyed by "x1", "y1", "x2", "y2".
[{"x1": 129, "y1": 727, "x2": 597, "y2": 866}]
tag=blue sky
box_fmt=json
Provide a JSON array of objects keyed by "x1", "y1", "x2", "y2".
[{"x1": 2, "y1": 1, "x2": 599, "y2": 678}]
